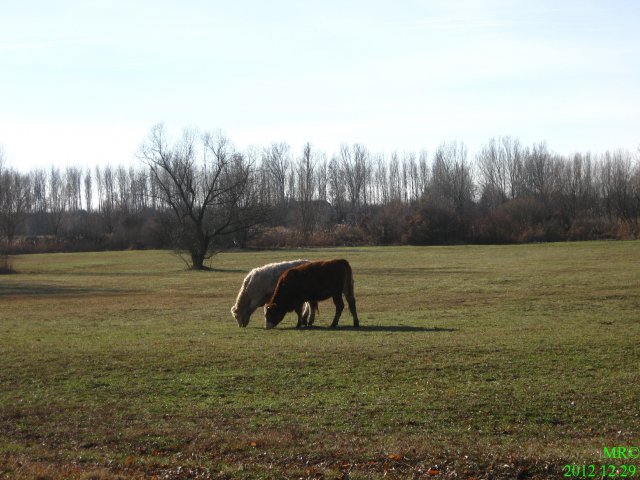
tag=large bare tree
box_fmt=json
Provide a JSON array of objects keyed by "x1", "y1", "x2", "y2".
[{"x1": 139, "y1": 124, "x2": 261, "y2": 269}]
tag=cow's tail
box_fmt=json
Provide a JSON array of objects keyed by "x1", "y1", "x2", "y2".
[
  {"x1": 343, "y1": 260, "x2": 359, "y2": 327},
  {"x1": 343, "y1": 261, "x2": 355, "y2": 300}
]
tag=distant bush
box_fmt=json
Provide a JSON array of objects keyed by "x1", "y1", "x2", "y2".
[
  {"x1": 472, "y1": 209, "x2": 517, "y2": 244},
  {"x1": 610, "y1": 220, "x2": 640, "y2": 240},
  {"x1": 366, "y1": 201, "x2": 410, "y2": 245},
  {"x1": 248, "y1": 224, "x2": 370, "y2": 248},
  {"x1": 502, "y1": 197, "x2": 547, "y2": 233},
  {"x1": 564, "y1": 217, "x2": 638, "y2": 241},
  {"x1": 325, "y1": 224, "x2": 369, "y2": 246},
  {"x1": 567, "y1": 216, "x2": 613, "y2": 240},
  {"x1": 405, "y1": 205, "x2": 470, "y2": 245},
  {"x1": 139, "y1": 216, "x2": 173, "y2": 249},
  {"x1": 248, "y1": 226, "x2": 296, "y2": 248}
]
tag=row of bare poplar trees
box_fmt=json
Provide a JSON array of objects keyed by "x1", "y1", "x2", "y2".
[{"x1": 1, "y1": 134, "x2": 639, "y2": 254}]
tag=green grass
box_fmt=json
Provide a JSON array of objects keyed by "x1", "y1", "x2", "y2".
[{"x1": 1, "y1": 242, "x2": 639, "y2": 479}]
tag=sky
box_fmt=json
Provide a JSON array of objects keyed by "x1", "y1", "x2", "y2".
[{"x1": 1, "y1": 0, "x2": 639, "y2": 170}]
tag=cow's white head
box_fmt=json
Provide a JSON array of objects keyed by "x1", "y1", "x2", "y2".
[{"x1": 231, "y1": 305, "x2": 250, "y2": 328}]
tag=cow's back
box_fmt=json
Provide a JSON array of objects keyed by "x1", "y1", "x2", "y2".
[{"x1": 289, "y1": 259, "x2": 350, "y2": 301}]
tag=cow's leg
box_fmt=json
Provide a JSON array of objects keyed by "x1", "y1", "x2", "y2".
[
  {"x1": 294, "y1": 303, "x2": 305, "y2": 328},
  {"x1": 345, "y1": 293, "x2": 360, "y2": 328},
  {"x1": 330, "y1": 294, "x2": 344, "y2": 328},
  {"x1": 301, "y1": 302, "x2": 310, "y2": 325},
  {"x1": 304, "y1": 301, "x2": 318, "y2": 326}
]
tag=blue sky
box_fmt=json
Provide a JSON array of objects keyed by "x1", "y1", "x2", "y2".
[{"x1": 1, "y1": 0, "x2": 639, "y2": 169}]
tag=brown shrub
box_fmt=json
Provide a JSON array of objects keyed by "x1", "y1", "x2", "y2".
[
  {"x1": 567, "y1": 217, "x2": 615, "y2": 240},
  {"x1": 248, "y1": 224, "x2": 369, "y2": 248},
  {"x1": 502, "y1": 197, "x2": 547, "y2": 231},
  {"x1": 472, "y1": 209, "x2": 517, "y2": 244},
  {"x1": 610, "y1": 220, "x2": 640, "y2": 240}
]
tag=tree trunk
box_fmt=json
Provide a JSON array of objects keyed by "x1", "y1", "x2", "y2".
[
  {"x1": 190, "y1": 250, "x2": 206, "y2": 270},
  {"x1": 189, "y1": 225, "x2": 209, "y2": 270}
]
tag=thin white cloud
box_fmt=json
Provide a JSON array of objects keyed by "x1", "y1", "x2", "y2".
[{"x1": 0, "y1": 42, "x2": 53, "y2": 51}]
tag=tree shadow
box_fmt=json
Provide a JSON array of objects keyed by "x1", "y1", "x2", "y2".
[
  {"x1": 208, "y1": 267, "x2": 250, "y2": 274},
  {"x1": 0, "y1": 283, "x2": 130, "y2": 297}
]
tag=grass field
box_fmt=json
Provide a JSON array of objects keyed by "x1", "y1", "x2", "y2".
[{"x1": 1, "y1": 242, "x2": 639, "y2": 479}]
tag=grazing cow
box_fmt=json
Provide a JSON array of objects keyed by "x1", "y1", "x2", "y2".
[
  {"x1": 231, "y1": 260, "x2": 318, "y2": 327},
  {"x1": 264, "y1": 259, "x2": 359, "y2": 329}
]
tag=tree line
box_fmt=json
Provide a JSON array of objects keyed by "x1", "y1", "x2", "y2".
[{"x1": 1, "y1": 128, "x2": 639, "y2": 268}]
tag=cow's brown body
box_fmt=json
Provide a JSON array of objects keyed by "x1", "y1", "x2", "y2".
[{"x1": 264, "y1": 259, "x2": 359, "y2": 329}]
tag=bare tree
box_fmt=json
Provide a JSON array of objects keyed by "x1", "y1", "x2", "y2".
[
  {"x1": 316, "y1": 157, "x2": 328, "y2": 204},
  {"x1": 429, "y1": 141, "x2": 475, "y2": 215},
  {"x1": 557, "y1": 152, "x2": 596, "y2": 222},
  {"x1": 523, "y1": 142, "x2": 560, "y2": 204},
  {"x1": 65, "y1": 167, "x2": 82, "y2": 212},
  {"x1": 139, "y1": 124, "x2": 261, "y2": 269},
  {"x1": 388, "y1": 152, "x2": 401, "y2": 202},
  {"x1": 502, "y1": 136, "x2": 526, "y2": 200},
  {"x1": 263, "y1": 142, "x2": 291, "y2": 222},
  {"x1": 340, "y1": 143, "x2": 371, "y2": 214},
  {"x1": 48, "y1": 167, "x2": 66, "y2": 237},
  {"x1": 84, "y1": 169, "x2": 93, "y2": 212},
  {"x1": 328, "y1": 155, "x2": 346, "y2": 223},
  {"x1": 294, "y1": 142, "x2": 318, "y2": 240},
  {"x1": 598, "y1": 150, "x2": 636, "y2": 223},
  {"x1": 0, "y1": 147, "x2": 20, "y2": 272},
  {"x1": 633, "y1": 150, "x2": 640, "y2": 222},
  {"x1": 129, "y1": 167, "x2": 148, "y2": 212},
  {"x1": 374, "y1": 154, "x2": 389, "y2": 205},
  {"x1": 418, "y1": 150, "x2": 430, "y2": 198},
  {"x1": 477, "y1": 137, "x2": 508, "y2": 209},
  {"x1": 95, "y1": 165, "x2": 118, "y2": 233},
  {"x1": 477, "y1": 136, "x2": 527, "y2": 208},
  {"x1": 405, "y1": 152, "x2": 420, "y2": 203},
  {"x1": 30, "y1": 168, "x2": 48, "y2": 213},
  {"x1": 116, "y1": 166, "x2": 130, "y2": 213},
  {"x1": 0, "y1": 166, "x2": 30, "y2": 243}
]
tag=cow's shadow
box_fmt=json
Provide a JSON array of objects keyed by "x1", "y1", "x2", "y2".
[
  {"x1": 299, "y1": 325, "x2": 456, "y2": 333},
  {"x1": 357, "y1": 325, "x2": 455, "y2": 333}
]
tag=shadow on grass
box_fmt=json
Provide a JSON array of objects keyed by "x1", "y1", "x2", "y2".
[
  {"x1": 359, "y1": 267, "x2": 484, "y2": 276},
  {"x1": 280, "y1": 325, "x2": 456, "y2": 333},
  {"x1": 208, "y1": 267, "x2": 250, "y2": 274},
  {"x1": 0, "y1": 283, "x2": 131, "y2": 297},
  {"x1": 356, "y1": 325, "x2": 456, "y2": 333}
]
